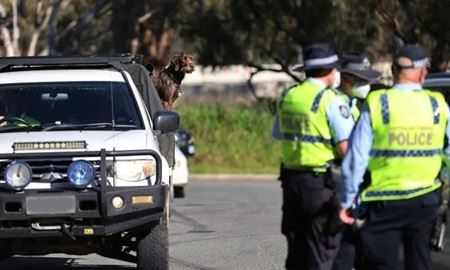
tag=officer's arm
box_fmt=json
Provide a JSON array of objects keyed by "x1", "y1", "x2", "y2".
[
  {"x1": 326, "y1": 98, "x2": 354, "y2": 156},
  {"x1": 340, "y1": 105, "x2": 373, "y2": 208},
  {"x1": 339, "y1": 106, "x2": 373, "y2": 224}
]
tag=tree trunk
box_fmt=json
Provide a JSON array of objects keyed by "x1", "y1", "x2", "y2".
[
  {"x1": 398, "y1": 0, "x2": 418, "y2": 44},
  {"x1": 28, "y1": 5, "x2": 53, "y2": 56},
  {"x1": 111, "y1": 0, "x2": 143, "y2": 54},
  {"x1": 48, "y1": 0, "x2": 62, "y2": 56},
  {"x1": 11, "y1": 0, "x2": 21, "y2": 56}
]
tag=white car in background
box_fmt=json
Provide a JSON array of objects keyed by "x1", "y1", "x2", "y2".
[{"x1": 172, "y1": 129, "x2": 195, "y2": 198}]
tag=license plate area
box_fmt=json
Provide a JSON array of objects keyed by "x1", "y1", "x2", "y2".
[{"x1": 26, "y1": 195, "x2": 76, "y2": 215}]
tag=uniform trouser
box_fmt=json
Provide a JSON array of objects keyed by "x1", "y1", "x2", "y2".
[
  {"x1": 358, "y1": 190, "x2": 440, "y2": 270},
  {"x1": 281, "y1": 169, "x2": 342, "y2": 270},
  {"x1": 332, "y1": 225, "x2": 365, "y2": 270},
  {"x1": 331, "y1": 164, "x2": 365, "y2": 270}
]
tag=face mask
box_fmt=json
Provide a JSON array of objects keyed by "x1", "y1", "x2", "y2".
[
  {"x1": 351, "y1": 84, "x2": 371, "y2": 99},
  {"x1": 331, "y1": 71, "x2": 341, "y2": 89}
]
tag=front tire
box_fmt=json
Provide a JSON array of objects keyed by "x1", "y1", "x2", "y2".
[{"x1": 136, "y1": 219, "x2": 169, "y2": 270}]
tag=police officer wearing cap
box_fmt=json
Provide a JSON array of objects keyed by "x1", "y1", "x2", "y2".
[
  {"x1": 332, "y1": 52, "x2": 381, "y2": 270},
  {"x1": 339, "y1": 44, "x2": 450, "y2": 270},
  {"x1": 274, "y1": 43, "x2": 354, "y2": 270},
  {"x1": 338, "y1": 52, "x2": 381, "y2": 121}
]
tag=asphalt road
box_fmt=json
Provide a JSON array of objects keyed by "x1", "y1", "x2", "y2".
[{"x1": 1, "y1": 180, "x2": 450, "y2": 269}]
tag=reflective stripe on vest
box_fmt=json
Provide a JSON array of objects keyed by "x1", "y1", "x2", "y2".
[
  {"x1": 282, "y1": 133, "x2": 334, "y2": 145},
  {"x1": 351, "y1": 104, "x2": 360, "y2": 122},
  {"x1": 362, "y1": 89, "x2": 447, "y2": 202},
  {"x1": 369, "y1": 149, "x2": 443, "y2": 157},
  {"x1": 278, "y1": 80, "x2": 337, "y2": 168}
]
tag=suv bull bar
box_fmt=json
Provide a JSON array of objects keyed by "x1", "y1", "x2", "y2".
[{"x1": 0, "y1": 149, "x2": 167, "y2": 238}]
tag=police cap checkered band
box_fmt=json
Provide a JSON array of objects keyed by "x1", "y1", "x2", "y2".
[{"x1": 344, "y1": 61, "x2": 370, "y2": 71}]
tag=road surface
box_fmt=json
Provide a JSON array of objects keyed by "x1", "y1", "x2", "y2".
[{"x1": 0, "y1": 180, "x2": 449, "y2": 269}]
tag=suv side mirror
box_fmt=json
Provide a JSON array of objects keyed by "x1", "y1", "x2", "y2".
[{"x1": 153, "y1": 111, "x2": 180, "y2": 133}]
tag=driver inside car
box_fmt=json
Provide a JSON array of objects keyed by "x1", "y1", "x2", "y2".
[{"x1": 0, "y1": 91, "x2": 40, "y2": 128}]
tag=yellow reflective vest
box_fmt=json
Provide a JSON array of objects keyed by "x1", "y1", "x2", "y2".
[
  {"x1": 278, "y1": 80, "x2": 338, "y2": 170},
  {"x1": 362, "y1": 89, "x2": 447, "y2": 201}
]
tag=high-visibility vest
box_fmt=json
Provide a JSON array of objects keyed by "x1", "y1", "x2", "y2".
[
  {"x1": 362, "y1": 89, "x2": 447, "y2": 201},
  {"x1": 351, "y1": 104, "x2": 360, "y2": 122},
  {"x1": 278, "y1": 80, "x2": 338, "y2": 170}
]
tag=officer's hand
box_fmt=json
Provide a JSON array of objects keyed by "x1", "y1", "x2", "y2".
[{"x1": 339, "y1": 208, "x2": 355, "y2": 225}]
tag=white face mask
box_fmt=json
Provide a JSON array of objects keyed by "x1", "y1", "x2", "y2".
[
  {"x1": 331, "y1": 71, "x2": 341, "y2": 89},
  {"x1": 351, "y1": 84, "x2": 371, "y2": 99}
]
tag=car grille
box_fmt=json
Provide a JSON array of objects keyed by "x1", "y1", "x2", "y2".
[{"x1": 0, "y1": 159, "x2": 102, "y2": 183}]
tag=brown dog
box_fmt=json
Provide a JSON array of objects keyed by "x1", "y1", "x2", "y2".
[{"x1": 151, "y1": 52, "x2": 195, "y2": 110}]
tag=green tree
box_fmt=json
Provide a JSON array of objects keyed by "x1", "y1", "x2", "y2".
[
  {"x1": 372, "y1": 0, "x2": 450, "y2": 72},
  {"x1": 0, "y1": 0, "x2": 182, "y2": 67},
  {"x1": 178, "y1": 0, "x2": 386, "y2": 81},
  {"x1": 178, "y1": 0, "x2": 450, "y2": 77}
]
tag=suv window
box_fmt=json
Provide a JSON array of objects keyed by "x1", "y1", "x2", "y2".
[{"x1": 0, "y1": 81, "x2": 143, "y2": 131}]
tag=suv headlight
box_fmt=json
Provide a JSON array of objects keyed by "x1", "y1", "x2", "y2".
[
  {"x1": 113, "y1": 160, "x2": 155, "y2": 182},
  {"x1": 67, "y1": 160, "x2": 95, "y2": 188},
  {"x1": 4, "y1": 161, "x2": 32, "y2": 190}
]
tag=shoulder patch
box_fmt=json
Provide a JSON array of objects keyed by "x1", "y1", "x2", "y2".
[{"x1": 339, "y1": 105, "x2": 351, "y2": 119}]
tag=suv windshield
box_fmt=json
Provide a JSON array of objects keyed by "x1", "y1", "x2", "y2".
[{"x1": 0, "y1": 81, "x2": 143, "y2": 132}]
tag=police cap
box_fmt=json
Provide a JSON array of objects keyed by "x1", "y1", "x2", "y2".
[
  {"x1": 293, "y1": 43, "x2": 339, "y2": 72},
  {"x1": 340, "y1": 52, "x2": 381, "y2": 82},
  {"x1": 394, "y1": 44, "x2": 430, "y2": 69}
]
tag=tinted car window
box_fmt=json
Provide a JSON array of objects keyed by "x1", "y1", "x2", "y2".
[
  {"x1": 428, "y1": 86, "x2": 450, "y2": 104},
  {"x1": 0, "y1": 82, "x2": 143, "y2": 130}
]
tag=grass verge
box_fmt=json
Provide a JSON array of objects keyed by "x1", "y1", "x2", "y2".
[{"x1": 175, "y1": 102, "x2": 281, "y2": 174}]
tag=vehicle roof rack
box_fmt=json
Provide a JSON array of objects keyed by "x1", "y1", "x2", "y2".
[{"x1": 0, "y1": 54, "x2": 143, "y2": 72}]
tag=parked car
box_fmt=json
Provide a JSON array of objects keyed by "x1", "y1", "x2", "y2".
[
  {"x1": 175, "y1": 129, "x2": 195, "y2": 157},
  {"x1": 425, "y1": 72, "x2": 450, "y2": 102},
  {"x1": 172, "y1": 129, "x2": 195, "y2": 198},
  {"x1": 423, "y1": 72, "x2": 450, "y2": 251},
  {"x1": 0, "y1": 56, "x2": 178, "y2": 270}
]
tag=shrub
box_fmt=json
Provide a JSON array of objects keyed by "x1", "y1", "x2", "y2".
[{"x1": 175, "y1": 102, "x2": 281, "y2": 173}]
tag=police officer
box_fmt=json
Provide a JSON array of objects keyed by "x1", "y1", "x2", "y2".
[
  {"x1": 275, "y1": 43, "x2": 354, "y2": 270},
  {"x1": 339, "y1": 44, "x2": 450, "y2": 270},
  {"x1": 337, "y1": 52, "x2": 381, "y2": 121},
  {"x1": 332, "y1": 52, "x2": 381, "y2": 270}
]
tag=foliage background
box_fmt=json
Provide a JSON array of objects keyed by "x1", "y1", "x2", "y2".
[
  {"x1": 2, "y1": 0, "x2": 450, "y2": 173},
  {"x1": 176, "y1": 103, "x2": 280, "y2": 173},
  {"x1": 2, "y1": 0, "x2": 450, "y2": 72}
]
